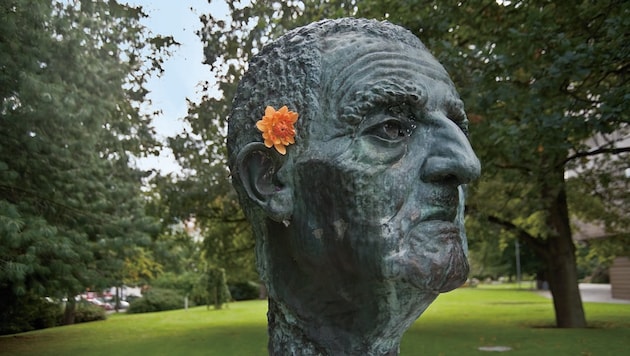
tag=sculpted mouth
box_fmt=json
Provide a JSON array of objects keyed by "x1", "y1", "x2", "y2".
[
  {"x1": 384, "y1": 220, "x2": 467, "y2": 294},
  {"x1": 402, "y1": 219, "x2": 468, "y2": 292},
  {"x1": 419, "y1": 188, "x2": 460, "y2": 223},
  {"x1": 412, "y1": 219, "x2": 460, "y2": 243},
  {"x1": 420, "y1": 206, "x2": 457, "y2": 223},
  {"x1": 382, "y1": 189, "x2": 468, "y2": 293}
]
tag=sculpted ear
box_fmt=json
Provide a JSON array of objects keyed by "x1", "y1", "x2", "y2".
[{"x1": 236, "y1": 142, "x2": 293, "y2": 223}]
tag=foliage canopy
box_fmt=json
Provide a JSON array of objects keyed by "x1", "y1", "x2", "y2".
[
  {"x1": 0, "y1": 0, "x2": 175, "y2": 329},
  {"x1": 181, "y1": 0, "x2": 628, "y2": 328}
]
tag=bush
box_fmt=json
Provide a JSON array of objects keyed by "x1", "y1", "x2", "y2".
[
  {"x1": 189, "y1": 283, "x2": 209, "y2": 306},
  {"x1": 0, "y1": 292, "x2": 110, "y2": 335},
  {"x1": 0, "y1": 291, "x2": 62, "y2": 335},
  {"x1": 229, "y1": 281, "x2": 260, "y2": 301},
  {"x1": 32, "y1": 299, "x2": 62, "y2": 330},
  {"x1": 201, "y1": 268, "x2": 231, "y2": 309},
  {"x1": 74, "y1": 301, "x2": 106, "y2": 323},
  {"x1": 125, "y1": 294, "x2": 141, "y2": 304},
  {"x1": 127, "y1": 288, "x2": 186, "y2": 314}
]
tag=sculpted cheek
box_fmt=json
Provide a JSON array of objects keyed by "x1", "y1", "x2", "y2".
[
  {"x1": 354, "y1": 136, "x2": 407, "y2": 166},
  {"x1": 343, "y1": 149, "x2": 409, "y2": 220},
  {"x1": 378, "y1": 169, "x2": 412, "y2": 219}
]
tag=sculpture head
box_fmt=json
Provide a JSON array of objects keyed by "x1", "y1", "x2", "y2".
[{"x1": 228, "y1": 18, "x2": 480, "y2": 355}]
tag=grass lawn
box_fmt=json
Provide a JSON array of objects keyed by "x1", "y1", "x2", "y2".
[{"x1": 1, "y1": 285, "x2": 628, "y2": 355}]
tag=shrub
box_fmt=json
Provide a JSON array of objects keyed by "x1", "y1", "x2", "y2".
[
  {"x1": 229, "y1": 281, "x2": 260, "y2": 301},
  {"x1": 74, "y1": 301, "x2": 106, "y2": 323},
  {"x1": 189, "y1": 283, "x2": 209, "y2": 306},
  {"x1": 201, "y1": 268, "x2": 231, "y2": 309},
  {"x1": 125, "y1": 294, "x2": 141, "y2": 304},
  {"x1": 0, "y1": 291, "x2": 62, "y2": 335},
  {"x1": 127, "y1": 288, "x2": 186, "y2": 314}
]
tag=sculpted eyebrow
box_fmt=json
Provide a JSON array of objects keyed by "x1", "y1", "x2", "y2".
[
  {"x1": 341, "y1": 84, "x2": 428, "y2": 123},
  {"x1": 445, "y1": 99, "x2": 469, "y2": 134}
]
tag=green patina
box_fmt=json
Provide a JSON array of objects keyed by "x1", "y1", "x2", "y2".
[{"x1": 227, "y1": 18, "x2": 480, "y2": 355}]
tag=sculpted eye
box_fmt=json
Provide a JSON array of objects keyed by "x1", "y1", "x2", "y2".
[
  {"x1": 369, "y1": 119, "x2": 415, "y2": 142},
  {"x1": 382, "y1": 121, "x2": 405, "y2": 140},
  {"x1": 357, "y1": 113, "x2": 416, "y2": 163}
]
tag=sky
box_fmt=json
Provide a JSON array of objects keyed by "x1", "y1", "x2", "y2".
[{"x1": 124, "y1": 0, "x2": 230, "y2": 173}]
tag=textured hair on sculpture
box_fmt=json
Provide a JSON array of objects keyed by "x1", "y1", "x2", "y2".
[{"x1": 227, "y1": 18, "x2": 436, "y2": 165}]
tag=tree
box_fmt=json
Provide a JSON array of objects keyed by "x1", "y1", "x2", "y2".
[
  {"x1": 201, "y1": 266, "x2": 231, "y2": 309},
  {"x1": 163, "y1": 113, "x2": 257, "y2": 283},
  {"x1": 162, "y1": 0, "x2": 340, "y2": 286},
  {"x1": 0, "y1": 0, "x2": 174, "y2": 328},
  {"x1": 187, "y1": 0, "x2": 627, "y2": 328},
  {"x1": 122, "y1": 247, "x2": 163, "y2": 287},
  {"x1": 153, "y1": 164, "x2": 258, "y2": 282},
  {"x1": 434, "y1": 0, "x2": 628, "y2": 328},
  {"x1": 467, "y1": 215, "x2": 544, "y2": 282}
]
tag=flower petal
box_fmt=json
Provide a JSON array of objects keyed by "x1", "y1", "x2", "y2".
[
  {"x1": 265, "y1": 106, "x2": 276, "y2": 117},
  {"x1": 256, "y1": 121, "x2": 267, "y2": 131},
  {"x1": 257, "y1": 105, "x2": 298, "y2": 155},
  {"x1": 275, "y1": 144, "x2": 287, "y2": 155}
]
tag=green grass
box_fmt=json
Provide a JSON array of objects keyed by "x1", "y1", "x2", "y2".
[
  {"x1": 401, "y1": 285, "x2": 630, "y2": 355},
  {"x1": 1, "y1": 286, "x2": 629, "y2": 355}
]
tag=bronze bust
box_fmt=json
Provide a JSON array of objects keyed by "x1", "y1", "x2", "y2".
[{"x1": 227, "y1": 18, "x2": 480, "y2": 355}]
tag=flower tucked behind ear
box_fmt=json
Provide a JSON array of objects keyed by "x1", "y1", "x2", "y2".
[{"x1": 256, "y1": 106, "x2": 299, "y2": 155}]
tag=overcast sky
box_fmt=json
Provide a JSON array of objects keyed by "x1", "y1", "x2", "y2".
[{"x1": 124, "y1": 0, "x2": 229, "y2": 173}]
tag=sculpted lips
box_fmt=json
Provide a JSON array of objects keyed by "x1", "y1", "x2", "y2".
[
  {"x1": 419, "y1": 188, "x2": 459, "y2": 223},
  {"x1": 403, "y1": 219, "x2": 467, "y2": 292},
  {"x1": 387, "y1": 187, "x2": 460, "y2": 240},
  {"x1": 380, "y1": 186, "x2": 467, "y2": 291},
  {"x1": 385, "y1": 218, "x2": 467, "y2": 293},
  {"x1": 421, "y1": 206, "x2": 457, "y2": 223}
]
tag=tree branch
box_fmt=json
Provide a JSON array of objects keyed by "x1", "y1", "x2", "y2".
[
  {"x1": 494, "y1": 162, "x2": 533, "y2": 172},
  {"x1": 223, "y1": 243, "x2": 256, "y2": 255},
  {"x1": 486, "y1": 215, "x2": 548, "y2": 255},
  {"x1": 564, "y1": 146, "x2": 630, "y2": 165},
  {"x1": 193, "y1": 212, "x2": 247, "y2": 223}
]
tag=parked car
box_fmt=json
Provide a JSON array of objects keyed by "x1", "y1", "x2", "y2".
[
  {"x1": 88, "y1": 298, "x2": 113, "y2": 310},
  {"x1": 112, "y1": 300, "x2": 130, "y2": 309},
  {"x1": 103, "y1": 296, "x2": 130, "y2": 309}
]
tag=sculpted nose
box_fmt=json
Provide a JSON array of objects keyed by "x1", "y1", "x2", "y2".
[{"x1": 420, "y1": 114, "x2": 481, "y2": 185}]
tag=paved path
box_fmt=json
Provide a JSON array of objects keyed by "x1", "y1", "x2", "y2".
[{"x1": 537, "y1": 283, "x2": 630, "y2": 304}]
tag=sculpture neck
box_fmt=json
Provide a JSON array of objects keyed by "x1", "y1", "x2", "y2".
[
  {"x1": 262, "y1": 222, "x2": 440, "y2": 355},
  {"x1": 266, "y1": 297, "x2": 401, "y2": 356}
]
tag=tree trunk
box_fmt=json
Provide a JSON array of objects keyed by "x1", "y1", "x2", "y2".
[
  {"x1": 63, "y1": 297, "x2": 76, "y2": 325},
  {"x1": 545, "y1": 236, "x2": 586, "y2": 327},
  {"x1": 544, "y1": 175, "x2": 587, "y2": 328},
  {"x1": 114, "y1": 286, "x2": 119, "y2": 313}
]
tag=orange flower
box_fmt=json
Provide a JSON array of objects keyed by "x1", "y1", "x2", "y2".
[{"x1": 256, "y1": 105, "x2": 298, "y2": 155}]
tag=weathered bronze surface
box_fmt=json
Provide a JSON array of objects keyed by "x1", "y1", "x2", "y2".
[{"x1": 227, "y1": 18, "x2": 480, "y2": 355}]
